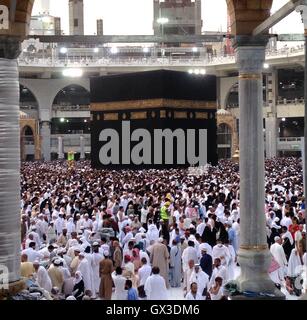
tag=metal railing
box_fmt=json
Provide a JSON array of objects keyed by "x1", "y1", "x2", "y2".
[
  {"x1": 52, "y1": 104, "x2": 90, "y2": 111},
  {"x1": 277, "y1": 98, "x2": 304, "y2": 105},
  {"x1": 277, "y1": 137, "x2": 302, "y2": 151},
  {"x1": 17, "y1": 44, "x2": 305, "y2": 68},
  {"x1": 51, "y1": 134, "x2": 91, "y2": 148},
  {"x1": 278, "y1": 137, "x2": 302, "y2": 142}
]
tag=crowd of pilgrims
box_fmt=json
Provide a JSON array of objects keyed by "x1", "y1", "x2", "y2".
[{"x1": 19, "y1": 158, "x2": 306, "y2": 300}]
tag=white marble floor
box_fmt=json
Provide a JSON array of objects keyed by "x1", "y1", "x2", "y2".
[
  {"x1": 166, "y1": 266, "x2": 300, "y2": 300},
  {"x1": 104, "y1": 266, "x2": 301, "y2": 300}
]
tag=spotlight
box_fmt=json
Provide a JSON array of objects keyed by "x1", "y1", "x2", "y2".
[
  {"x1": 263, "y1": 63, "x2": 269, "y2": 69},
  {"x1": 62, "y1": 68, "x2": 83, "y2": 77},
  {"x1": 110, "y1": 47, "x2": 118, "y2": 54},
  {"x1": 60, "y1": 47, "x2": 68, "y2": 54},
  {"x1": 282, "y1": 117, "x2": 286, "y2": 122},
  {"x1": 94, "y1": 48, "x2": 99, "y2": 53}
]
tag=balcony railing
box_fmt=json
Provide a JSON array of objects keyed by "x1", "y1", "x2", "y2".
[
  {"x1": 17, "y1": 45, "x2": 305, "y2": 68},
  {"x1": 277, "y1": 137, "x2": 302, "y2": 151},
  {"x1": 277, "y1": 98, "x2": 304, "y2": 105},
  {"x1": 52, "y1": 104, "x2": 90, "y2": 111},
  {"x1": 51, "y1": 134, "x2": 91, "y2": 148}
]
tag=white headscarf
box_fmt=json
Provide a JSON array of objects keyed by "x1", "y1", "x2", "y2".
[{"x1": 74, "y1": 270, "x2": 83, "y2": 285}]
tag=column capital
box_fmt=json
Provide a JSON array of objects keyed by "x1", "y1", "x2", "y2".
[
  {"x1": 0, "y1": 36, "x2": 21, "y2": 59},
  {"x1": 40, "y1": 121, "x2": 51, "y2": 126},
  {"x1": 233, "y1": 35, "x2": 270, "y2": 49}
]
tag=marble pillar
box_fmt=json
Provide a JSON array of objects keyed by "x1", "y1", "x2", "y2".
[
  {"x1": 58, "y1": 136, "x2": 64, "y2": 160},
  {"x1": 265, "y1": 71, "x2": 278, "y2": 158},
  {"x1": 80, "y1": 135, "x2": 85, "y2": 160},
  {"x1": 0, "y1": 37, "x2": 22, "y2": 283},
  {"x1": 234, "y1": 37, "x2": 284, "y2": 297},
  {"x1": 265, "y1": 117, "x2": 279, "y2": 158},
  {"x1": 40, "y1": 121, "x2": 51, "y2": 161}
]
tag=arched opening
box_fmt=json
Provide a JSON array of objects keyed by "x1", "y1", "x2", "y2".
[
  {"x1": 19, "y1": 84, "x2": 39, "y2": 119},
  {"x1": 225, "y1": 79, "x2": 267, "y2": 109},
  {"x1": 21, "y1": 125, "x2": 35, "y2": 161},
  {"x1": 51, "y1": 85, "x2": 91, "y2": 160},
  {"x1": 226, "y1": 82, "x2": 239, "y2": 109},
  {"x1": 51, "y1": 84, "x2": 90, "y2": 134},
  {"x1": 53, "y1": 84, "x2": 90, "y2": 107},
  {"x1": 217, "y1": 123, "x2": 232, "y2": 159}
]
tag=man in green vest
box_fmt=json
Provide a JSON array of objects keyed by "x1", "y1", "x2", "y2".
[{"x1": 160, "y1": 201, "x2": 171, "y2": 227}]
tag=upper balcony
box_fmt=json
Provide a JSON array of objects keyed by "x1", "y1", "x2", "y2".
[{"x1": 17, "y1": 42, "x2": 305, "y2": 73}]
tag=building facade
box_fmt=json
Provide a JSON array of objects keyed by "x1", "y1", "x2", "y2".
[
  {"x1": 17, "y1": 40, "x2": 305, "y2": 162},
  {"x1": 69, "y1": 0, "x2": 84, "y2": 35},
  {"x1": 153, "y1": 0, "x2": 202, "y2": 36}
]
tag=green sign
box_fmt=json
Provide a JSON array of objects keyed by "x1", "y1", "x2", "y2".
[{"x1": 68, "y1": 152, "x2": 74, "y2": 161}]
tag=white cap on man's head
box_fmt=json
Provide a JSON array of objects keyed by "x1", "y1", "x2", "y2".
[{"x1": 54, "y1": 259, "x2": 61, "y2": 266}]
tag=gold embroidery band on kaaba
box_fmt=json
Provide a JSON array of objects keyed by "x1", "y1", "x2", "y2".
[
  {"x1": 103, "y1": 113, "x2": 118, "y2": 121},
  {"x1": 91, "y1": 99, "x2": 216, "y2": 112},
  {"x1": 239, "y1": 73, "x2": 262, "y2": 80},
  {"x1": 240, "y1": 244, "x2": 268, "y2": 251}
]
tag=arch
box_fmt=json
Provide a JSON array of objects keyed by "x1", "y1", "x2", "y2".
[
  {"x1": 20, "y1": 119, "x2": 41, "y2": 161},
  {"x1": 52, "y1": 84, "x2": 90, "y2": 108},
  {"x1": 226, "y1": 0, "x2": 273, "y2": 35},
  {"x1": 225, "y1": 82, "x2": 239, "y2": 109},
  {"x1": 217, "y1": 111, "x2": 239, "y2": 160},
  {"x1": 222, "y1": 77, "x2": 267, "y2": 109},
  {"x1": 19, "y1": 84, "x2": 39, "y2": 118},
  {"x1": 0, "y1": 0, "x2": 35, "y2": 38},
  {"x1": 22, "y1": 125, "x2": 34, "y2": 136},
  {"x1": 219, "y1": 76, "x2": 238, "y2": 109},
  {"x1": 19, "y1": 78, "x2": 90, "y2": 122},
  {"x1": 19, "y1": 79, "x2": 41, "y2": 103}
]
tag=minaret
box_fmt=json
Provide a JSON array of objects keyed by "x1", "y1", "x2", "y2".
[
  {"x1": 69, "y1": 0, "x2": 84, "y2": 35},
  {"x1": 97, "y1": 19, "x2": 103, "y2": 36}
]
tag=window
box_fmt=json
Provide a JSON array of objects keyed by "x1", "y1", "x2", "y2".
[
  {"x1": 217, "y1": 123, "x2": 232, "y2": 159},
  {"x1": 217, "y1": 124, "x2": 232, "y2": 145},
  {"x1": 74, "y1": 19, "x2": 78, "y2": 27}
]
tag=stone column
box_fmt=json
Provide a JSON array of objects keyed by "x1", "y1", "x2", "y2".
[
  {"x1": 0, "y1": 37, "x2": 22, "y2": 284},
  {"x1": 265, "y1": 71, "x2": 278, "y2": 158},
  {"x1": 234, "y1": 36, "x2": 284, "y2": 297},
  {"x1": 40, "y1": 121, "x2": 51, "y2": 161},
  {"x1": 58, "y1": 136, "x2": 64, "y2": 160},
  {"x1": 80, "y1": 135, "x2": 85, "y2": 160},
  {"x1": 265, "y1": 116, "x2": 279, "y2": 158}
]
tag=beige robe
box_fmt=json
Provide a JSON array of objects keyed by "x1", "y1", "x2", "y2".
[
  {"x1": 150, "y1": 243, "x2": 170, "y2": 288},
  {"x1": 113, "y1": 247, "x2": 122, "y2": 269},
  {"x1": 99, "y1": 258, "x2": 113, "y2": 300},
  {"x1": 70, "y1": 256, "x2": 80, "y2": 275},
  {"x1": 48, "y1": 265, "x2": 64, "y2": 291},
  {"x1": 20, "y1": 262, "x2": 35, "y2": 278},
  {"x1": 57, "y1": 235, "x2": 68, "y2": 248}
]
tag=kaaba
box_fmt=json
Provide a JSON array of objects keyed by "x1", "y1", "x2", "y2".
[{"x1": 90, "y1": 69, "x2": 217, "y2": 169}]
